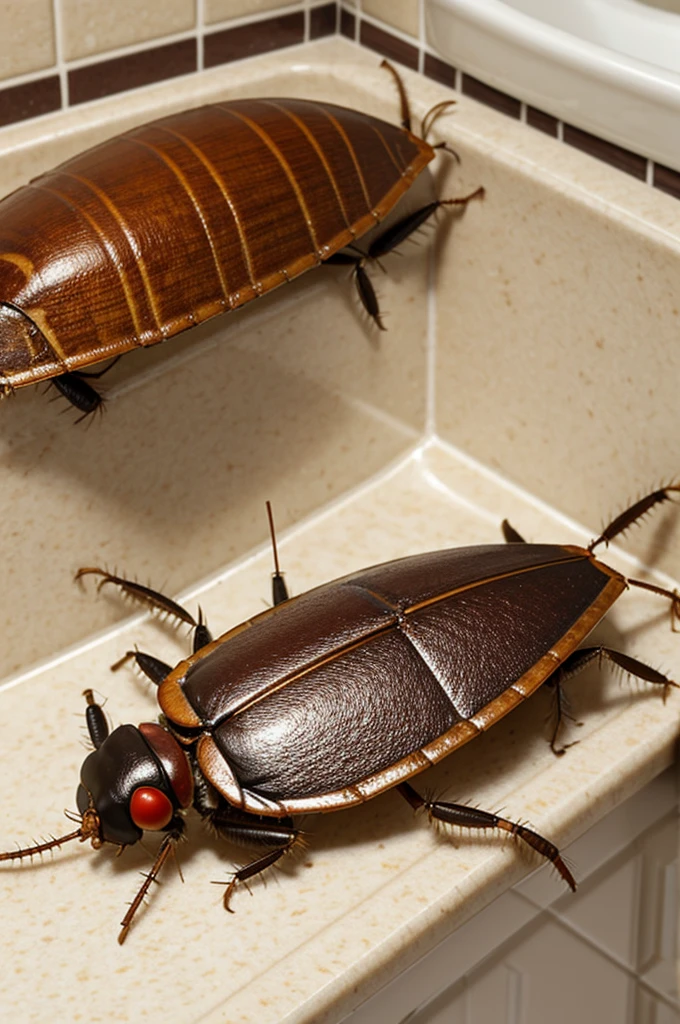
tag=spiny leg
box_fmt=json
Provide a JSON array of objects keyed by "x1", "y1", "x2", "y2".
[
  {"x1": 327, "y1": 188, "x2": 485, "y2": 329},
  {"x1": 76, "y1": 568, "x2": 213, "y2": 681},
  {"x1": 198, "y1": 794, "x2": 300, "y2": 911},
  {"x1": 51, "y1": 355, "x2": 123, "y2": 420},
  {"x1": 504, "y1": 485, "x2": 680, "y2": 624},
  {"x1": 397, "y1": 780, "x2": 576, "y2": 890},
  {"x1": 221, "y1": 831, "x2": 300, "y2": 912},
  {"x1": 79, "y1": 688, "x2": 187, "y2": 943},
  {"x1": 504, "y1": 484, "x2": 680, "y2": 555},
  {"x1": 544, "y1": 675, "x2": 579, "y2": 757},
  {"x1": 75, "y1": 567, "x2": 208, "y2": 635},
  {"x1": 78, "y1": 505, "x2": 290, "y2": 681},
  {"x1": 589, "y1": 485, "x2": 680, "y2": 551},
  {"x1": 544, "y1": 643, "x2": 677, "y2": 755},
  {"x1": 51, "y1": 373, "x2": 103, "y2": 420},
  {"x1": 324, "y1": 252, "x2": 386, "y2": 330},
  {"x1": 366, "y1": 189, "x2": 485, "y2": 263},
  {"x1": 118, "y1": 826, "x2": 184, "y2": 945},
  {"x1": 589, "y1": 485, "x2": 680, "y2": 625}
]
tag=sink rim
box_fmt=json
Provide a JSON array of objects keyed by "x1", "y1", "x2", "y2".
[{"x1": 427, "y1": 0, "x2": 680, "y2": 170}]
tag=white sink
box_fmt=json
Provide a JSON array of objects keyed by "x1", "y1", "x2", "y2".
[{"x1": 426, "y1": 0, "x2": 680, "y2": 170}]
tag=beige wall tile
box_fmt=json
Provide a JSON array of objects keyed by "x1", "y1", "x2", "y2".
[
  {"x1": 61, "y1": 0, "x2": 196, "y2": 62},
  {"x1": 426, "y1": 83, "x2": 680, "y2": 579},
  {"x1": 362, "y1": 0, "x2": 420, "y2": 39},
  {"x1": 0, "y1": 0, "x2": 55, "y2": 79},
  {"x1": 205, "y1": 0, "x2": 289, "y2": 25}
]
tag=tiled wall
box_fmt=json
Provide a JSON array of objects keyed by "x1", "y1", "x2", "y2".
[
  {"x1": 338, "y1": 1, "x2": 680, "y2": 201},
  {"x1": 0, "y1": 1, "x2": 679, "y2": 200},
  {"x1": 0, "y1": 1, "x2": 336, "y2": 124}
]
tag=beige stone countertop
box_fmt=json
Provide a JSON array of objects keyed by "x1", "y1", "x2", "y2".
[{"x1": 0, "y1": 440, "x2": 678, "y2": 1023}]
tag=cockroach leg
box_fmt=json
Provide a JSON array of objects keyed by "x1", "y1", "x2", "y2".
[{"x1": 397, "y1": 781, "x2": 576, "y2": 890}]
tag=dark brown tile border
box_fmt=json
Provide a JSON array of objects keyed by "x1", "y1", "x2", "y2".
[
  {"x1": 359, "y1": 21, "x2": 418, "y2": 71},
  {"x1": 69, "y1": 39, "x2": 196, "y2": 106},
  {"x1": 310, "y1": 3, "x2": 337, "y2": 40},
  {"x1": 424, "y1": 53, "x2": 456, "y2": 89},
  {"x1": 340, "y1": 7, "x2": 355, "y2": 40},
  {"x1": 563, "y1": 123, "x2": 647, "y2": 181},
  {"x1": 526, "y1": 106, "x2": 559, "y2": 138},
  {"x1": 204, "y1": 12, "x2": 305, "y2": 68},
  {"x1": 653, "y1": 163, "x2": 680, "y2": 201},
  {"x1": 0, "y1": 76, "x2": 61, "y2": 128},
  {"x1": 0, "y1": 2, "x2": 678, "y2": 207},
  {"x1": 461, "y1": 73, "x2": 521, "y2": 119}
]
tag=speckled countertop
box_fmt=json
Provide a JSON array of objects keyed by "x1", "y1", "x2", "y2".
[
  {"x1": 0, "y1": 442, "x2": 678, "y2": 1023},
  {"x1": 0, "y1": 37, "x2": 678, "y2": 1024}
]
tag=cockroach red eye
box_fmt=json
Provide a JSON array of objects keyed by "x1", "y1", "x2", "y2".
[{"x1": 129, "y1": 787, "x2": 173, "y2": 831}]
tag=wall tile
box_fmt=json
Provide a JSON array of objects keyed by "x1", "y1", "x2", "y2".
[
  {"x1": 0, "y1": 0, "x2": 677, "y2": 219},
  {"x1": 362, "y1": 0, "x2": 419, "y2": 39},
  {"x1": 654, "y1": 163, "x2": 680, "y2": 200},
  {"x1": 204, "y1": 0, "x2": 291, "y2": 24},
  {"x1": 461, "y1": 73, "x2": 521, "y2": 119},
  {"x1": 563, "y1": 123, "x2": 648, "y2": 180},
  {"x1": 61, "y1": 0, "x2": 196, "y2": 62},
  {"x1": 310, "y1": 3, "x2": 337, "y2": 39},
  {"x1": 359, "y1": 20, "x2": 418, "y2": 70},
  {"x1": 340, "y1": 6, "x2": 356, "y2": 39},
  {"x1": 527, "y1": 106, "x2": 559, "y2": 138},
  {"x1": 433, "y1": 111, "x2": 680, "y2": 563},
  {"x1": 0, "y1": 76, "x2": 60, "y2": 128},
  {"x1": 0, "y1": 0, "x2": 55, "y2": 80},
  {"x1": 204, "y1": 12, "x2": 304, "y2": 67},
  {"x1": 68, "y1": 38, "x2": 196, "y2": 105},
  {"x1": 424, "y1": 53, "x2": 456, "y2": 89}
]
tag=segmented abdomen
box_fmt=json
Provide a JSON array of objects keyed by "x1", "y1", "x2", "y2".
[{"x1": 0, "y1": 98, "x2": 433, "y2": 386}]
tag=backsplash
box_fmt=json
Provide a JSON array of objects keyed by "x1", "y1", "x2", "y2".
[
  {"x1": 0, "y1": 0, "x2": 678, "y2": 201},
  {"x1": 0, "y1": 2, "x2": 336, "y2": 123}
]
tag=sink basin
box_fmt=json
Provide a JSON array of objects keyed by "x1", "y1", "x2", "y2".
[{"x1": 426, "y1": 0, "x2": 680, "y2": 170}]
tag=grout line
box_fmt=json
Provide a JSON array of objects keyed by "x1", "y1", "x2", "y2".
[
  {"x1": 0, "y1": 440, "x2": 429, "y2": 699},
  {"x1": 352, "y1": 1, "x2": 360, "y2": 42},
  {"x1": 0, "y1": 2, "x2": 678, "y2": 204},
  {"x1": 0, "y1": 67, "x2": 62, "y2": 91},
  {"x1": 56, "y1": 27, "x2": 200, "y2": 72},
  {"x1": 356, "y1": 8, "x2": 422, "y2": 53},
  {"x1": 52, "y1": 0, "x2": 69, "y2": 107},
  {"x1": 418, "y1": 0, "x2": 426, "y2": 74},
  {"x1": 196, "y1": 0, "x2": 205, "y2": 72},
  {"x1": 424, "y1": 226, "x2": 437, "y2": 438},
  {"x1": 199, "y1": 1, "x2": 306, "y2": 35},
  {"x1": 7, "y1": 2, "x2": 306, "y2": 87}
]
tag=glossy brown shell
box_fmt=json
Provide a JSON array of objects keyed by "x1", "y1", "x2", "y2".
[
  {"x1": 158, "y1": 542, "x2": 625, "y2": 818},
  {"x1": 0, "y1": 99, "x2": 434, "y2": 390}
]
